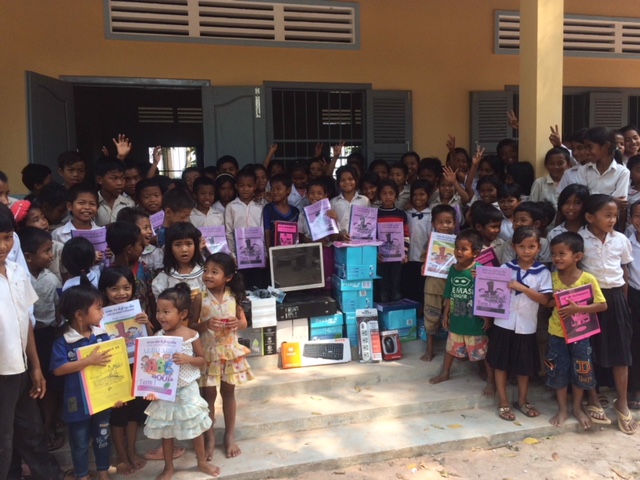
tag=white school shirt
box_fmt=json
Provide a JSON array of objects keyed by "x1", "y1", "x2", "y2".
[
  {"x1": 529, "y1": 175, "x2": 559, "y2": 207},
  {"x1": 212, "y1": 200, "x2": 226, "y2": 215},
  {"x1": 579, "y1": 226, "x2": 632, "y2": 289},
  {"x1": 330, "y1": 193, "x2": 370, "y2": 234},
  {"x1": 498, "y1": 218, "x2": 514, "y2": 242},
  {"x1": 556, "y1": 165, "x2": 582, "y2": 193},
  {"x1": 224, "y1": 197, "x2": 264, "y2": 254},
  {"x1": 572, "y1": 161, "x2": 629, "y2": 198},
  {"x1": 95, "y1": 191, "x2": 135, "y2": 227},
  {"x1": 288, "y1": 188, "x2": 309, "y2": 210},
  {"x1": 31, "y1": 268, "x2": 60, "y2": 327},
  {"x1": 395, "y1": 185, "x2": 411, "y2": 210},
  {"x1": 51, "y1": 219, "x2": 101, "y2": 244},
  {"x1": 141, "y1": 245, "x2": 164, "y2": 271},
  {"x1": 151, "y1": 265, "x2": 205, "y2": 300},
  {"x1": 406, "y1": 208, "x2": 432, "y2": 262},
  {"x1": 627, "y1": 232, "x2": 640, "y2": 291},
  {"x1": 547, "y1": 222, "x2": 568, "y2": 243},
  {"x1": 501, "y1": 237, "x2": 552, "y2": 264},
  {"x1": 495, "y1": 260, "x2": 552, "y2": 334},
  {"x1": 62, "y1": 270, "x2": 100, "y2": 291},
  {"x1": 190, "y1": 207, "x2": 224, "y2": 228},
  {"x1": 0, "y1": 260, "x2": 38, "y2": 375}
]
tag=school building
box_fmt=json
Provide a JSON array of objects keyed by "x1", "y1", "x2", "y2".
[{"x1": 2, "y1": 0, "x2": 640, "y2": 194}]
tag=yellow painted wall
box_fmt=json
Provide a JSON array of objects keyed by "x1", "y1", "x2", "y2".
[{"x1": 1, "y1": 0, "x2": 640, "y2": 193}]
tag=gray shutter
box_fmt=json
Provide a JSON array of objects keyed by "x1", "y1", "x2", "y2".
[
  {"x1": 470, "y1": 91, "x2": 514, "y2": 155},
  {"x1": 26, "y1": 71, "x2": 76, "y2": 177},
  {"x1": 202, "y1": 86, "x2": 267, "y2": 168},
  {"x1": 589, "y1": 92, "x2": 628, "y2": 129},
  {"x1": 366, "y1": 90, "x2": 412, "y2": 163}
]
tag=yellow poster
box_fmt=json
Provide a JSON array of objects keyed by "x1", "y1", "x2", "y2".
[{"x1": 76, "y1": 337, "x2": 134, "y2": 414}]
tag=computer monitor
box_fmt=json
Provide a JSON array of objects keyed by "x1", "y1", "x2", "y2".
[{"x1": 269, "y1": 243, "x2": 325, "y2": 292}]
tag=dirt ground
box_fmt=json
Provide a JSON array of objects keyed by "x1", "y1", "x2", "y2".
[{"x1": 291, "y1": 426, "x2": 640, "y2": 480}]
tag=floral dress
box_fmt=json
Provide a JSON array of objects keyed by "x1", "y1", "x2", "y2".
[
  {"x1": 199, "y1": 287, "x2": 254, "y2": 388},
  {"x1": 144, "y1": 331, "x2": 212, "y2": 440}
]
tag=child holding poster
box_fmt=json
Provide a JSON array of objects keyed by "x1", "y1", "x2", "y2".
[
  {"x1": 422, "y1": 204, "x2": 457, "y2": 361},
  {"x1": 144, "y1": 283, "x2": 219, "y2": 479},
  {"x1": 192, "y1": 252, "x2": 254, "y2": 461},
  {"x1": 546, "y1": 232, "x2": 607, "y2": 429},
  {"x1": 98, "y1": 266, "x2": 153, "y2": 475},
  {"x1": 51, "y1": 285, "x2": 114, "y2": 480},
  {"x1": 487, "y1": 227, "x2": 552, "y2": 422}
]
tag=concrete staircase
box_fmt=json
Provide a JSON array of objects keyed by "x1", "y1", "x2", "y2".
[{"x1": 54, "y1": 341, "x2": 584, "y2": 479}]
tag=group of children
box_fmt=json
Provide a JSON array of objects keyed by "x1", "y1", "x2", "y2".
[{"x1": 2, "y1": 124, "x2": 640, "y2": 478}]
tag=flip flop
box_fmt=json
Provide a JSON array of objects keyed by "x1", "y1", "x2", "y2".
[
  {"x1": 613, "y1": 401, "x2": 638, "y2": 435},
  {"x1": 512, "y1": 402, "x2": 540, "y2": 418},
  {"x1": 583, "y1": 405, "x2": 612, "y2": 425},
  {"x1": 497, "y1": 405, "x2": 515, "y2": 421}
]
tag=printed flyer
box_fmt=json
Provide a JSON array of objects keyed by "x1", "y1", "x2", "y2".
[
  {"x1": 377, "y1": 222, "x2": 405, "y2": 262},
  {"x1": 132, "y1": 336, "x2": 183, "y2": 402},
  {"x1": 101, "y1": 299, "x2": 146, "y2": 364},
  {"x1": 473, "y1": 266, "x2": 512, "y2": 319},
  {"x1": 476, "y1": 246, "x2": 500, "y2": 267},
  {"x1": 71, "y1": 227, "x2": 109, "y2": 265},
  {"x1": 303, "y1": 198, "x2": 339, "y2": 241},
  {"x1": 76, "y1": 338, "x2": 134, "y2": 414},
  {"x1": 554, "y1": 284, "x2": 601, "y2": 343},
  {"x1": 234, "y1": 227, "x2": 266, "y2": 269},
  {"x1": 149, "y1": 211, "x2": 165, "y2": 234},
  {"x1": 274, "y1": 221, "x2": 298, "y2": 246},
  {"x1": 199, "y1": 225, "x2": 230, "y2": 255},
  {"x1": 348, "y1": 205, "x2": 378, "y2": 240},
  {"x1": 422, "y1": 232, "x2": 456, "y2": 278}
]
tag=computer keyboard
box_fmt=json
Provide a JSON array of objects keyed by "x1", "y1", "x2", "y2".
[{"x1": 302, "y1": 343, "x2": 344, "y2": 360}]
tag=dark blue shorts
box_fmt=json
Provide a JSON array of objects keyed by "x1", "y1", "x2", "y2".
[{"x1": 545, "y1": 335, "x2": 596, "y2": 390}]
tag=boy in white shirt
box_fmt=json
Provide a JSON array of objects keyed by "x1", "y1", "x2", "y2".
[
  {"x1": 330, "y1": 165, "x2": 370, "y2": 237},
  {"x1": 190, "y1": 176, "x2": 224, "y2": 228}
]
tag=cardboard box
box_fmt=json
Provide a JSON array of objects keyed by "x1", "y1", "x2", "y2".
[
  {"x1": 345, "y1": 322, "x2": 359, "y2": 346},
  {"x1": 356, "y1": 308, "x2": 382, "y2": 363},
  {"x1": 397, "y1": 325, "x2": 418, "y2": 342},
  {"x1": 334, "y1": 245, "x2": 378, "y2": 280},
  {"x1": 280, "y1": 338, "x2": 352, "y2": 369},
  {"x1": 309, "y1": 311, "x2": 344, "y2": 328},
  {"x1": 276, "y1": 295, "x2": 338, "y2": 321},
  {"x1": 334, "y1": 288, "x2": 374, "y2": 312},
  {"x1": 276, "y1": 318, "x2": 310, "y2": 346},
  {"x1": 309, "y1": 324, "x2": 343, "y2": 340},
  {"x1": 332, "y1": 275, "x2": 374, "y2": 292},
  {"x1": 238, "y1": 327, "x2": 277, "y2": 357},
  {"x1": 375, "y1": 299, "x2": 420, "y2": 331}
]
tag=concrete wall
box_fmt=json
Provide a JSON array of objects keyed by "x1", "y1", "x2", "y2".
[{"x1": 1, "y1": 0, "x2": 640, "y2": 193}]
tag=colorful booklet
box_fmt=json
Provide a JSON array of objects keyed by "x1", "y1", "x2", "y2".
[
  {"x1": 76, "y1": 337, "x2": 134, "y2": 414},
  {"x1": 377, "y1": 222, "x2": 405, "y2": 263},
  {"x1": 303, "y1": 198, "x2": 339, "y2": 241},
  {"x1": 234, "y1": 227, "x2": 266, "y2": 269},
  {"x1": 554, "y1": 284, "x2": 601, "y2": 344},
  {"x1": 274, "y1": 221, "x2": 298, "y2": 246},
  {"x1": 476, "y1": 246, "x2": 500, "y2": 267},
  {"x1": 149, "y1": 211, "x2": 165, "y2": 235},
  {"x1": 349, "y1": 205, "x2": 378, "y2": 240},
  {"x1": 71, "y1": 227, "x2": 109, "y2": 265},
  {"x1": 101, "y1": 299, "x2": 147, "y2": 364},
  {"x1": 132, "y1": 336, "x2": 182, "y2": 402},
  {"x1": 199, "y1": 225, "x2": 230, "y2": 255},
  {"x1": 473, "y1": 266, "x2": 512, "y2": 319},
  {"x1": 422, "y1": 232, "x2": 456, "y2": 278}
]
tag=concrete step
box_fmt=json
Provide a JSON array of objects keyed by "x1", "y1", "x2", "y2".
[{"x1": 97, "y1": 395, "x2": 588, "y2": 480}]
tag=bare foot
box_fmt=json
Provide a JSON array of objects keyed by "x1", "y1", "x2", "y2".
[
  {"x1": 115, "y1": 461, "x2": 135, "y2": 475},
  {"x1": 573, "y1": 408, "x2": 592, "y2": 429},
  {"x1": 420, "y1": 351, "x2": 434, "y2": 362},
  {"x1": 429, "y1": 372, "x2": 450, "y2": 385},
  {"x1": 204, "y1": 429, "x2": 215, "y2": 462},
  {"x1": 198, "y1": 460, "x2": 221, "y2": 478},
  {"x1": 155, "y1": 467, "x2": 174, "y2": 480},
  {"x1": 97, "y1": 471, "x2": 111, "y2": 480},
  {"x1": 482, "y1": 381, "x2": 496, "y2": 397},
  {"x1": 128, "y1": 452, "x2": 147, "y2": 470},
  {"x1": 225, "y1": 433, "x2": 241, "y2": 458},
  {"x1": 549, "y1": 408, "x2": 569, "y2": 427}
]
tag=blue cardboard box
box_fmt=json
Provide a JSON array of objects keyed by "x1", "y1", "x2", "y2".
[
  {"x1": 310, "y1": 324, "x2": 344, "y2": 340},
  {"x1": 332, "y1": 275, "x2": 374, "y2": 292},
  {"x1": 309, "y1": 311, "x2": 344, "y2": 328},
  {"x1": 334, "y1": 246, "x2": 378, "y2": 280},
  {"x1": 344, "y1": 311, "x2": 357, "y2": 325},
  {"x1": 396, "y1": 326, "x2": 418, "y2": 342},
  {"x1": 345, "y1": 322, "x2": 359, "y2": 345},
  {"x1": 334, "y1": 288, "x2": 374, "y2": 311},
  {"x1": 376, "y1": 299, "x2": 420, "y2": 335}
]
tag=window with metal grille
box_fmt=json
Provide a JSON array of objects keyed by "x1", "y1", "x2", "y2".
[
  {"x1": 270, "y1": 88, "x2": 365, "y2": 170},
  {"x1": 495, "y1": 10, "x2": 640, "y2": 58},
  {"x1": 105, "y1": 0, "x2": 359, "y2": 49}
]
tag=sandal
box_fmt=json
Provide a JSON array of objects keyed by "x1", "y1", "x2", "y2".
[
  {"x1": 613, "y1": 400, "x2": 638, "y2": 435},
  {"x1": 512, "y1": 402, "x2": 540, "y2": 418},
  {"x1": 583, "y1": 405, "x2": 612, "y2": 425},
  {"x1": 47, "y1": 432, "x2": 65, "y2": 451},
  {"x1": 498, "y1": 405, "x2": 515, "y2": 421}
]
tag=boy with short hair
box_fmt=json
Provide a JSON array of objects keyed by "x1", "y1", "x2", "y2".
[
  {"x1": 429, "y1": 229, "x2": 492, "y2": 388},
  {"x1": 368, "y1": 159, "x2": 389, "y2": 181},
  {"x1": 0, "y1": 204, "x2": 64, "y2": 479},
  {"x1": 37, "y1": 182, "x2": 69, "y2": 230},
  {"x1": 116, "y1": 207, "x2": 164, "y2": 272},
  {"x1": 135, "y1": 177, "x2": 164, "y2": 215},
  {"x1": 123, "y1": 159, "x2": 143, "y2": 199},
  {"x1": 546, "y1": 232, "x2": 607, "y2": 428},
  {"x1": 51, "y1": 184, "x2": 102, "y2": 245},
  {"x1": 18, "y1": 226, "x2": 63, "y2": 450},
  {"x1": 497, "y1": 183, "x2": 522, "y2": 242},
  {"x1": 157, "y1": 188, "x2": 196, "y2": 247},
  {"x1": 21, "y1": 164, "x2": 53, "y2": 197},
  {"x1": 95, "y1": 157, "x2": 135, "y2": 226},
  {"x1": 502, "y1": 201, "x2": 551, "y2": 263},
  {"x1": 56, "y1": 151, "x2": 87, "y2": 190},
  {"x1": 217, "y1": 155, "x2": 240, "y2": 177},
  {"x1": 422, "y1": 204, "x2": 457, "y2": 362},
  {"x1": 389, "y1": 161, "x2": 410, "y2": 210},
  {"x1": 264, "y1": 174, "x2": 299, "y2": 248},
  {"x1": 190, "y1": 176, "x2": 223, "y2": 228},
  {"x1": 288, "y1": 164, "x2": 310, "y2": 210},
  {"x1": 470, "y1": 201, "x2": 508, "y2": 264}
]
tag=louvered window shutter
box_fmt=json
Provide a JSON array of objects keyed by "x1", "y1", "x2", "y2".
[
  {"x1": 589, "y1": 92, "x2": 629, "y2": 129},
  {"x1": 366, "y1": 90, "x2": 412, "y2": 164},
  {"x1": 470, "y1": 91, "x2": 515, "y2": 156}
]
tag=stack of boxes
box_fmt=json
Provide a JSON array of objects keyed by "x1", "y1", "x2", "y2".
[
  {"x1": 240, "y1": 293, "x2": 278, "y2": 357},
  {"x1": 333, "y1": 245, "x2": 378, "y2": 347},
  {"x1": 275, "y1": 294, "x2": 339, "y2": 345},
  {"x1": 375, "y1": 299, "x2": 420, "y2": 342}
]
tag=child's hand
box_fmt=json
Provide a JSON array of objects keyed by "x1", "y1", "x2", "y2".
[
  {"x1": 549, "y1": 125, "x2": 562, "y2": 148},
  {"x1": 508, "y1": 280, "x2": 526, "y2": 293},
  {"x1": 152, "y1": 146, "x2": 162, "y2": 165},
  {"x1": 145, "y1": 393, "x2": 158, "y2": 401},
  {"x1": 113, "y1": 134, "x2": 132, "y2": 159},
  {"x1": 442, "y1": 314, "x2": 450, "y2": 330},
  {"x1": 208, "y1": 317, "x2": 226, "y2": 330},
  {"x1": 507, "y1": 110, "x2": 519, "y2": 130},
  {"x1": 614, "y1": 196, "x2": 628, "y2": 212},
  {"x1": 483, "y1": 317, "x2": 493, "y2": 331},
  {"x1": 377, "y1": 253, "x2": 384, "y2": 262},
  {"x1": 95, "y1": 251, "x2": 104, "y2": 264},
  {"x1": 134, "y1": 312, "x2": 150, "y2": 326},
  {"x1": 225, "y1": 316, "x2": 240, "y2": 331},
  {"x1": 101, "y1": 145, "x2": 110, "y2": 157},
  {"x1": 332, "y1": 140, "x2": 345, "y2": 159},
  {"x1": 558, "y1": 301, "x2": 580, "y2": 319},
  {"x1": 442, "y1": 166, "x2": 458, "y2": 184},
  {"x1": 472, "y1": 146, "x2": 485, "y2": 167},
  {"x1": 114, "y1": 401, "x2": 126, "y2": 408},
  {"x1": 326, "y1": 210, "x2": 338, "y2": 221},
  {"x1": 401, "y1": 256, "x2": 408, "y2": 264},
  {"x1": 200, "y1": 236, "x2": 207, "y2": 252},
  {"x1": 446, "y1": 134, "x2": 456, "y2": 152},
  {"x1": 87, "y1": 346, "x2": 111, "y2": 366},
  {"x1": 268, "y1": 143, "x2": 278, "y2": 156},
  {"x1": 105, "y1": 247, "x2": 113, "y2": 260},
  {"x1": 471, "y1": 267, "x2": 477, "y2": 279},
  {"x1": 172, "y1": 352, "x2": 191, "y2": 365}
]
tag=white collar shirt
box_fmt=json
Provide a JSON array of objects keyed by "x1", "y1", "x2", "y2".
[
  {"x1": 530, "y1": 175, "x2": 559, "y2": 206},
  {"x1": 224, "y1": 197, "x2": 264, "y2": 255},
  {"x1": 547, "y1": 223, "x2": 568, "y2": 243},
  {"x1": 95, "y1": 191, "x2": 135, "y2": 227},
  {"x1": 579, "y1": 226, "x2": 632, "y2": 289},
  {"x1": 288, "y1": 188, "x2": 309, "y2": 210},
  {"x1": 190, "y1": 207, "x2": 224, "y2": 228},
  {"x1": 406, "y1": 208, "x2": 432, "y2": 262},
  {"x1": 577, "y1": 161, "x2": 630, "y2": 198},
  {"x1": 330, "y1": 193, "x2": 370, "y2": 233},
  {"x1": 557, "y1": 165, "x2": 582, "y2": 193},
  {"x1": 627, "y1": 232, "x2": 640, "y2": 291},
  {"x1": 52, "y1": 219, "x2": 101, "y2": 244},
  {"x1": 31, "y1": 268, "x2": 60, "y2": 327}
]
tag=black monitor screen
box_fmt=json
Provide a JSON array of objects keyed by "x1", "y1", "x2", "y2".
[{"x1": 269, "y1": 243, "x2": 325, "y2": 292}]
